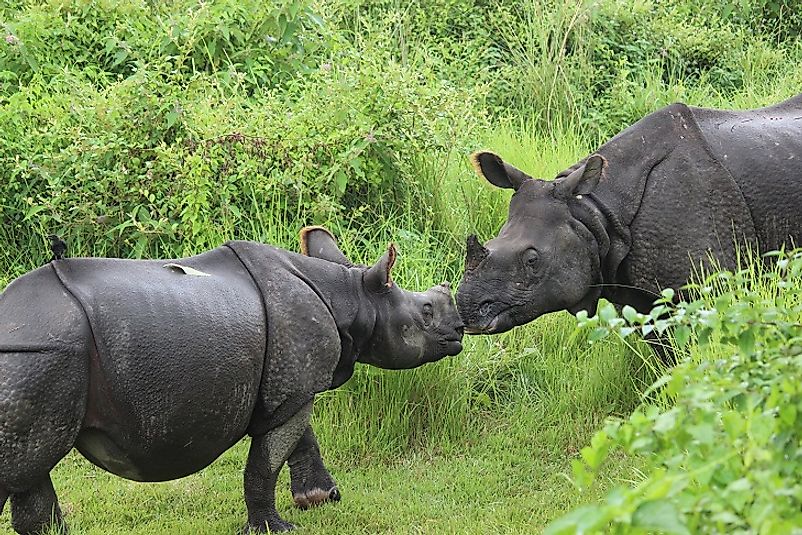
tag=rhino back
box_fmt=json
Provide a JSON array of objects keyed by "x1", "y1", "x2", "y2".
[
  {"x1": 53, "y1": 247, "x2": 265, "y2": 481},
  {"x1": 691, "y1": 93, "x2": 802, "y2": 251}
]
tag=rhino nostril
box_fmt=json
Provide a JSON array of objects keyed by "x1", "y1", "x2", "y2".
[{"x1": 479, "y1": 301, "x2": 492, "y2": 317}]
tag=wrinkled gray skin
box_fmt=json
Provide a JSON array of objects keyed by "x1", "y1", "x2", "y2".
[
  {"x1": 458, "y1": 94, "x2": 802, "y2": 336},
  {"x1": 0, "y1": 227, "x2": 463, "y2": 534}
]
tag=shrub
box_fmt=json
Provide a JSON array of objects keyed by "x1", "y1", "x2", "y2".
[
  {"x1": 547, "y1": 250, "x2": 802, "y2": 533},
  {"x1": 0, "y1": 54, "x2": 485, "y2": 263},
  {"x1": 0, "y1": 0, "x2": 327, "y2": 93}
]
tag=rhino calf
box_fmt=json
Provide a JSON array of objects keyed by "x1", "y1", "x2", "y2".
[{"x1": 0, "y1": 228, "x2": 463, "y2": 534}]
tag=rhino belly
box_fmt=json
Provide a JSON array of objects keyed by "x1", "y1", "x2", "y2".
[
  {"x1": 75, "y1": 369, "x2": 260, "y2": 481},
  {"x1": 57, "y1": 249, "x2": 267, "y2": 482}
]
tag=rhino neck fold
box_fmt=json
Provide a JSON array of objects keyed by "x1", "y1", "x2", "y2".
[
  {"x1": 318, "y1": 269, "x2": 378, "y2": 389},
  {"x1": 224, "y1": 241, "x2": 376, "y2": 392},
  {"x1": 560, "y1": 103, "x2": 707, "y2": 308},
  {"x1": 272, "y1": 253, "x2": 378, "y2": 389},
  {"x1": 567, "y1": 195, "x2": 613, "y2": 311}
]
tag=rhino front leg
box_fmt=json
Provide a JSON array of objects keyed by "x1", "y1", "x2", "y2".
[
  {"x1": 288, "y1": 425, "x2": 340, "y2": 509},
  {"x1": 244, "y1": 401, "x2": 313, "y2": 533}
]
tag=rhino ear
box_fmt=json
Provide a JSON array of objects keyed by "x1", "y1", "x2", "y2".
[
  {"x1": 470, "y1": 151, "x2": 532, "y2": 191},
  {"x1": 364, "y1": 243, "x2": 397, "y2": 292},
  {"x1": 555, "y1": 154, "x2": 606, "y2": 197},
  {"x1": 299, "y1": 226, "x2": 354, "y2": 266}
]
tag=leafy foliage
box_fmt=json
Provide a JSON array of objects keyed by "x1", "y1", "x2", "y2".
[
  {"x1": 0, "y1": 0, "x2": 326, "y2": 90},
  {"x1": 548, "y1": 250, "x2": 802, "y2": 533},
  {"x1": 0, "y1": 1, "x2": 486, "y2": 264}
]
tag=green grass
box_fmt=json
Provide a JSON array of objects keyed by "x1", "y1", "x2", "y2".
[
  {"x1": 1, "y1": 327, "x2": 648, "y2": 534},
  {"x1": 0, "y1": 412, "x2": 640, "y2": 534}
]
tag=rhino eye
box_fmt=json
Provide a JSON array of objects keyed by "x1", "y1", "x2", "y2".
[
  {"x1": 422, "y1": 303, "x2": 434, "y2": 326},
  {"x1": 523, "y1": 248, "x2": 540, "y2": 268}
]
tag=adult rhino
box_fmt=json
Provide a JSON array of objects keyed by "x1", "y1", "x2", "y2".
[
  {"x1": 457, "y1": 94, "x2": 802, "y2": 335},
  {"x1": 0, "y1": 227, "x2": 464, "y2": 534}
]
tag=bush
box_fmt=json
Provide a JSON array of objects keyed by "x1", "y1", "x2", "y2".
[
  {"x1": 0, "y1": 53, "x2": 485, "y2": 263},
  {"x1": 548, "y1": 250, "x2": 802, "y2": 533},
  {"x1": 0, "y1": 0, "x2": 327, "y2": 92}
]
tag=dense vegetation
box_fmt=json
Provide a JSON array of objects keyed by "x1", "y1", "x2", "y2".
[{"x1": 1, "y1": 0, "x2": 801, "y2": 532}]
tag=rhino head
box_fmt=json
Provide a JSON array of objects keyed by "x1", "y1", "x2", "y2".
[
  {"x1": 456, "y1": 152, "x2": 607, "y2": 334},
  {"x1": 301, "y1": 227, "x2": 464, "y2": 368}
]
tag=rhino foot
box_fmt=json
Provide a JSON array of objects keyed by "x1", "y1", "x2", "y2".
[
  {"x1": 9, "y1": 478, "x2": 67, "y2": 535},
  {"x1": 244, "y1": 514, "x2": 295, "y2": 533},
  {"x1": 292, "y1": 485, "x2": 341, "y2": 509},
  {"x1": 288, "y1": 426, "x2": 340, "y2": 509}
]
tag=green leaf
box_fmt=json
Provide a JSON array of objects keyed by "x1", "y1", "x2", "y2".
[
  {"x1": 306, "y1": 9, "x2": 325, "y2": 28},
  {"x1": 780, "y1": 404, "x2": 797, "y2": 426},
  {"x1": 622, "y1": 305, "x2": 639, "y2": 323},
  {"x1": 619, "y1": 326, "x2": 636, "y2": 337},
  {"x1": 599, "y1": 302, "x2": 617, "y2": 323},
  {"x1": 571, "y1": 459, "x2": 592, "y2": 489},
  {"x1": 673, "y1": 325, "x2": 691, "y2": 348},
  {"x1": 349, "y1": 156, "x2": 363, "y2": 176},
  {"x1": 166, "y1": 110, "x2": 180, "y2": 129},
  {"x1": 334, "y1": 170, "x2": 348, "y2": 194},
  {"x1": 687, "y1": 423, "x2": 714, "y2": 445},
  {"x1": 588, "y1": 327, "x2": 609, "y2": 342},
  {"x1": 653, "y1": 409, "x2": 678, "y2": 434},
  {"x1": 631, "y1": 500, "x2": 690, "y2": 535},
  {"x1": 738, "y1": 329, "x2": 755, "y2": 354},
  {"x1": 544, "y1": 504, "x2": 607, "y2": 535}
]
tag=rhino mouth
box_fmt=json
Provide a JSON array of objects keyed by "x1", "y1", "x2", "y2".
[
  {"x1": 438, "y1": 331, "x2": 464, "y2": 356},
  {"x1": 464, "y1": 306, "x2": 513, "y2": 335},
  {"x1": 443, "y1": 339, "x2": 463, "y2": 356}
]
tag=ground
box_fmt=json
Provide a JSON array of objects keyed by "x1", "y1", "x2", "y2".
[{"x1": 0, "y1": 411, "x2": 635, "y2": 534}]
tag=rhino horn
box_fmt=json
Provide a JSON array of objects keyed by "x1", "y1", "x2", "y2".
[{"x1": 465, "y1": 234, "x2": 489, "y2": 271}]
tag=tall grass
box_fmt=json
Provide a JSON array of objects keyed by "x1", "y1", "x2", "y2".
[
  {"x1": 494, "y1": 0, "x2": 594, "y2": 127},
  {"x1": 311, "y1": 124, "x2": 653, "y2": 462}
]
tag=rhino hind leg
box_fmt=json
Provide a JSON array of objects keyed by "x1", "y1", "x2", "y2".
[
  {"x1": 643, "y1": 328, "x2": 677, "y2": 365},
  {"x1": 288, "y1": 426, "x2": 340, "y2": 509},
  {"x1": 0, "y1": 347, "x2": 88, "y2": 534},
  {"x1": 10, "y1": 477, "x2": 65, "y2": 535},
  {"x1": 1, "y1": 486, "x2": 8, "y2": 515},
  {"x1": 0, "y1": 266, "x2": 91, "y2": 533}
]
